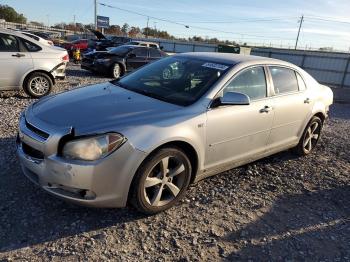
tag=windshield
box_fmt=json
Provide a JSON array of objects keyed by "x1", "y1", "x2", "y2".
[
  {"x1": 112, "y1": 56, "x2": 231, "y2": 106},
  {"x1": 108, "y1": 46, "x2": 133, "y2": 55}
]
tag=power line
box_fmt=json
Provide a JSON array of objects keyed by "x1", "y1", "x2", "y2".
[
  {"x1": 305, "y1": 16, "x2": 350, "y2": 25},
  {"x1": 99, "y1": 2, "x2": 294, "y2": 40},
  {"x1": 176, "y1": 17, "x2": 298, "y2": 24}
]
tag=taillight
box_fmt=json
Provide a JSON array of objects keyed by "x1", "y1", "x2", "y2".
[
  {"x1": 62, "y1": 54, "x2": 69, "y2": 62},
  {"x1": 48, "y1": 41, "x2": 54, "y2": 46}
]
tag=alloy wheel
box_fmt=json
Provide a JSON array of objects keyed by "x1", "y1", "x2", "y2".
[
  {"x1": 143, "y1": 155, "x2": 187, "y2": 207},
  {"x1": 303, "y1": 121, "x2": 321, "y2": 153},
  {"x1": 29, "y1": 76, "x2": 50, "y2": 96},
  {"x1": 113, "y1": 64, "x2": 120, "y2": 78}
]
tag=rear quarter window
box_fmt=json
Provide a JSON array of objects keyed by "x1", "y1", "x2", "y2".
[{"x1": 296, "y1": 72, "x2": 307, "y2": 91}]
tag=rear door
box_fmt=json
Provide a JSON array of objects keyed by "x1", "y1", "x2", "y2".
[
  {"x1": 126, "y1": 48, "x2": 148, "y2": 71},
  {"x1": 0, "y1": 33, "x2": 33, "y2": 90},
  {"x1": 148, "y1": 48, "x2": 163, "y2": 63},
  {"x1": 267, "y1": 66, "x2": 313, "y2": 149}
]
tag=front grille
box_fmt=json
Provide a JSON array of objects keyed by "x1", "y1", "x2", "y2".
[
  {"x1": 25, "y1": 120, "x2": 49, "y2": 140},
  {"x1": 22, "y1": 142, "x2": 44, "y2": 160}
]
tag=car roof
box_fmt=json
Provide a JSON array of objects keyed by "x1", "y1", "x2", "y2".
[
  {"x1": 0, "y1": 28, "x2": 44, "y2": 42},
  {"x1": 130, "y1": 41, "x2": 158, "y2": 45},
  {"x1": 121, "y1": 45, "x2": 149, "y2": 49},
  {"x1": 176, "y1": 52, "x2": 292, "y2": 67}
]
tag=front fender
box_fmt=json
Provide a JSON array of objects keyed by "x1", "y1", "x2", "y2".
[{"x1": 122, "y1": 113, "x2": 206, "y2": 173}]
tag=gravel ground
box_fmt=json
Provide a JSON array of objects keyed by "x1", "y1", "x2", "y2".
[{"x1": 0, "y1": 64, "x2": 349, "y2": 261}]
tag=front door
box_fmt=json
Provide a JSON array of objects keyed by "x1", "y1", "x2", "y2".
[
  {"x1": 126, "y1": 47, "x2": 148, "y2": 71},
  {"x1": 0, "y1": 33, "x2": 33, "y2": 90},
  {"x1": 206, "y1": 66, "x2": 275, "y2": 169}
]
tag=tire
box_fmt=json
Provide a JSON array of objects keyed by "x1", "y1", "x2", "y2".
[
  {"x1": 130, "y1": 147, "x2": 192, "y2": 215},
  {"x1": 294, "y1": 116, "x2": 323, "y2": 156},
  {"x1": 24, "y1": 72, "x2": 53, "y2": 98},
  {"x1": 111, "y1": 63, "x2": 122, "y2": 79}
]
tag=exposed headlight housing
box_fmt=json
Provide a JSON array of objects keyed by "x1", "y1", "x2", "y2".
[{"x1": 62, "y1": 133, "x2": 125, "y2": 161}]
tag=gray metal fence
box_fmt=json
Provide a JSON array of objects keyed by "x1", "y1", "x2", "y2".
[
  {"x1": 251, "y1": 48, "x2": 350, "y2": 89},
  {"x1": 134, "y1": 37, "x2": 218, "y2": 53}
]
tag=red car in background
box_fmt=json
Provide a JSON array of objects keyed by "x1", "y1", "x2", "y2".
[{"x1": 63, "y1": 39, "x2": 88, "y2": 52}]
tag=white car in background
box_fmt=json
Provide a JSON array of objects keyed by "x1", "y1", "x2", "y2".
[
  {"x1": 0, "y1": 29, "x2": 68, "y2": 98},
  {"x1": 21, "y1": 31, "x2": 54, "y2": 46}
]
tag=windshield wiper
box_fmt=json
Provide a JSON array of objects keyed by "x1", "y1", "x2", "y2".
[{"x1": 136, "y1": 89, "x2": 167, "y2": 102}]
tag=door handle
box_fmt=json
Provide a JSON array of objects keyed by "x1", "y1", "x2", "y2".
[
  {"x1": 12, "y1": 53, "x2": 25, "y2": 58},
  {"x1": 304, "y1": 98, "x2": 311, "y2": 104},
  {"x1": 260, "y1": 105, "x2": 273, "y2": 113}
]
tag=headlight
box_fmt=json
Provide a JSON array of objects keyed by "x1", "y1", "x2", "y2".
[
  {"x1": 96, "y1": 58, "x2": 110, "y2": 63},
  {"x1": 62, "y1": 133, "x2": 125, "y2": 161}
]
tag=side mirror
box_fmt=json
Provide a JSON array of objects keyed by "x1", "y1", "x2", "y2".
[
  {"x1": 219, "y1": 91, "x2": 250, "y2": 106},
  {"x1": 127, "y1": 53, "x2": 136, "y2": 58}
]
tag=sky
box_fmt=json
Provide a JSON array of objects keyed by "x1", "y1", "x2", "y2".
[{"x1": 2, "y1": 0, "x2": 350, "y2": 51}]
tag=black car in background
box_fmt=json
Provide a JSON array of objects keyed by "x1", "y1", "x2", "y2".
[
  {"x1": 81, "y1": 45, "x2": 167, "y2": 78},
  {"x1": 90, "y1": 30, "x2": 131, "y2": 51}
]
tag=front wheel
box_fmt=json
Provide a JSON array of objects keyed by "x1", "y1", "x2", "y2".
[
  {"x1": 111, "y1": 63, "x2": 122, "y2": 79},
  {"x1": 130, "y1": 147, "x2": 192, "y2": 214},
  {"x1": 294, "y1": 116, "x2": 323, "y2": 156},
  {"x1": 24, "y1": 72, "x2": 53, "y2": 98}
]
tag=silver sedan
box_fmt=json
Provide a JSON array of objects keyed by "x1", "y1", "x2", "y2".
[{"x1": 17, "y1": 53, "x2": 333, "y2": 214}]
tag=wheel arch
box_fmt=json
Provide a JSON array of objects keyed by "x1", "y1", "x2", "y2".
[
  {"x1": 22, "y1": 70, "x2": 55, "y2": 89},
  {"x1": 313, "y1": 111, "x2": 326, "y2": 123},
  {"x1": 126, "y1": 140, "x2": 200, "y2": 205}
]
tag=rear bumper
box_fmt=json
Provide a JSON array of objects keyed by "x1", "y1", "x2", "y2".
[{"x1": 51, "y1": 62, "x2": 67, "y2": 79}]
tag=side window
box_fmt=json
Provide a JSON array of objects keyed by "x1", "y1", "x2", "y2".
[
  {"x1": 270, "y1": 67, "x2": 299, "y2": 94},
  {"x1": 131, "y1": 48, "x2": 147, "y2": 57},
  {"x1": 223, "y1": 67, "x2": 267, "y2": 100},
  {"x1": 149, "y1": 44, "x2": 158, "y2": 49},
  {"x1": 0, "y1": 34, "x2": 19, "y2": 52},
  {"x1": 149, "y1": 48, "x2": 162, "y2": 58},
  {"x1": 20, "y1": 38, "x2": 42, "y2": 52},
  {"x1": 296, "y1": 72, "x2": 307, "y2": 91},
  {"x1": 23, "y1": 33, "x2": 39, "y2": 41}
]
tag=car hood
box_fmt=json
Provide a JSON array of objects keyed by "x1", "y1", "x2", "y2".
[
  {"x1": 90, "y1": 29, "x2": 106, "y2": 40},
  {"x1": 29, "y1": 82, "x2": 182, "y2": 135}
]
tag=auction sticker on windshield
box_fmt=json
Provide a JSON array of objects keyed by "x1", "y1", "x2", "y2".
[{"x1": 202, "y1": 62, "x2": 229, "y2": 71}]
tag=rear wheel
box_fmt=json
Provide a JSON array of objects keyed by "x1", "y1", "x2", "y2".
[
  {"x1": 294, "y1": 116, "x2": 323, "y2": 156},
  {"x1": 130, "y1": 147, "x2": 192, "y2": 214},
  {"x1": 24, "y1": 72, "x2": 53, "y2": 98}
]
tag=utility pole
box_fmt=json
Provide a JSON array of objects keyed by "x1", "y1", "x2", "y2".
[
  {"x1": 295, "y1": 15, "x2": 304, "y2": 50},
  {"x1": 73, "y1": 15, "x2": 76, "y2": 34},
  {"x1": 94, "y1": 0, "x2": 98, "y2": 30},
  {"x1": 146, "y1": 16, "x2": 149, "y2": 38},
  {"x1": 154, "y1": 22, "x2": 157, "y2": 38},
  {"x1": 46, "y1": 14, "x2": 50, "y2": 28}
]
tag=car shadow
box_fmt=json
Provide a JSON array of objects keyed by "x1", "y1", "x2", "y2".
[
  {"x1": 0, "y1": 136, "x2": 146, "y2": 253},
  {"x1": 65, "y1": 68, "x2": 111, "y2": 79},
  {"x1": 224, "y1": 186, "x2": 350, "y2": 261},
  {"x1": 0, "y1": 130, "x2": 347, "y2": 255}
]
